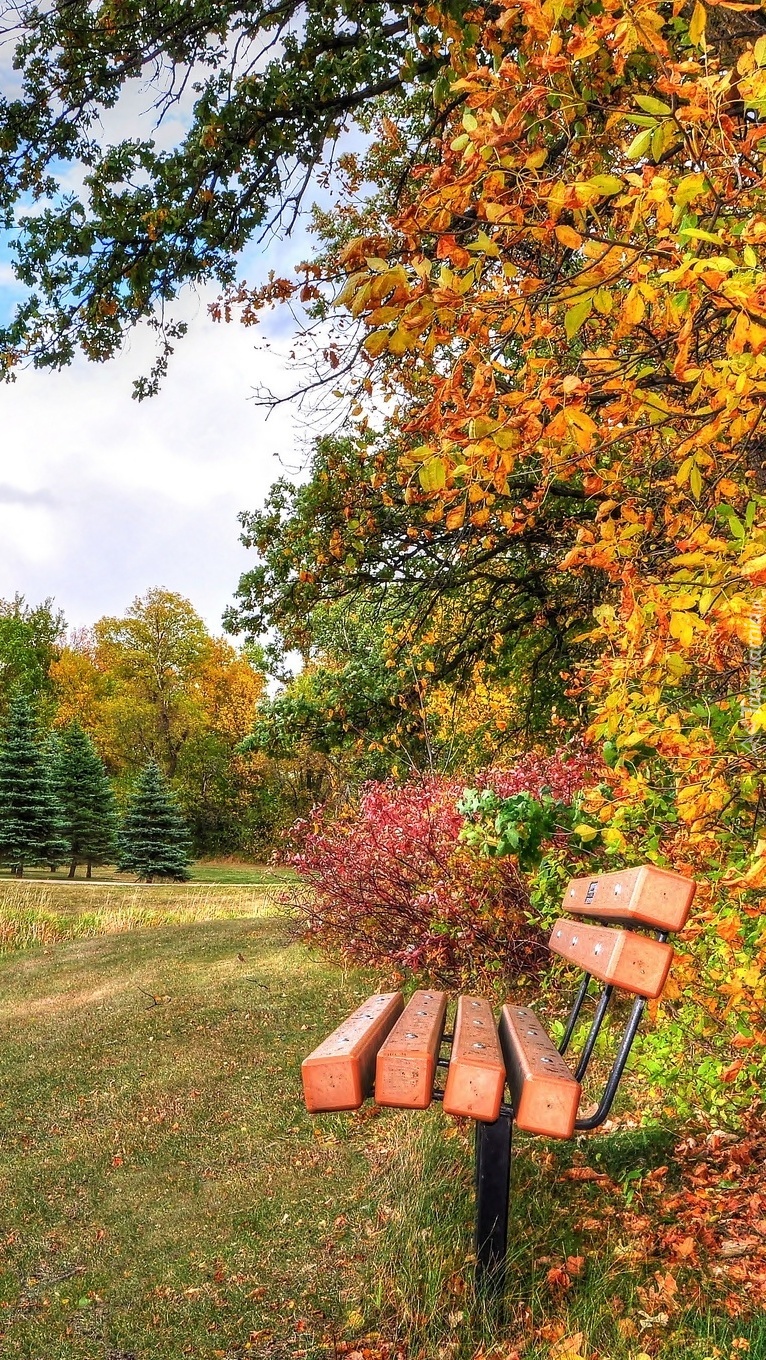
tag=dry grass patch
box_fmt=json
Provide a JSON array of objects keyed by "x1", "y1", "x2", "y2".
[{"x1": 0, "y1": 878, "x2": 277, "y2": 955}]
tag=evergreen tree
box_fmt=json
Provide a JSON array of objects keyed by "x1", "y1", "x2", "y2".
[
  {"x1": 118, "y1": 762, "x2": 192, "y2": 882},
  {"x1": 0, "y1": 694, "x2": 66, "y2": 876},
  {"x1": 54, "y1": 722, "x2": 119, "y2": 879}
]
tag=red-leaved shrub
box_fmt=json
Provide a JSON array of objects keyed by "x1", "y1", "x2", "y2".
[
  {"x1": 283, "y1": 750, "x2": 594, "y2": 988},
  {"x1": 478, "y1": 748, "x2": 596, "y2": 804}
]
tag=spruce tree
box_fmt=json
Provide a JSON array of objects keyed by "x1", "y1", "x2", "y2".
[
  {"x1": 118, "y1": 761, "x2": 192, "y2": 882},
  {"x1": 0, "y1": 694, "x2": 66, "y2": 876},
  {"x1": 54, "y1": 722, "x2": 119, "y2": 879}
]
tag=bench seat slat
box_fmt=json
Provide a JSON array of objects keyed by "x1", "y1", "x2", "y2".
[
  {"x1": 499, "y1": 1004, "x2": 581, "y2": 1139},
  {"x1": 564, "y1": 865, "x2": 695, "y2": 934},
  {"x1": 375, "y1": 990, "x2": 447, "y2": 1109},
  {"x1": 549, "y1": 919, "x2": 673, "y2": 998},
  {"x1": 301, "y1": 992, "x2": 404, "y2": 1113},
  {"x1": 443, "y1": 996, "x2": 506, "y2": 1123}
]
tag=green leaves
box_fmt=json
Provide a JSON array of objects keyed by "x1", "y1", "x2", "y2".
[
  {"x1": 0, "y1": 2, "x2": 448, "y2": 387},
  {"x1": 634, "y1": 96, "x2": 673, "y2": 115},
  {"x1": 565, "y1": 294, "x2": 593, "y2": 339},
  {"x1": 459, "y1": 788, "x2": 565, "y2": 870},
  {"x1": 586, "y1": 174, "x2": 623, "y2": 197},
  {"x1": 418, "y1": 457, "x2": 447, "y2": 492},
  {"x1": 626, "y1": 128, "x2": 653, "y2": 160}
]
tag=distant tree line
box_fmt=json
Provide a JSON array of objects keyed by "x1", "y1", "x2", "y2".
[
  {"x1": 0, "y1": 574, "x2": 515, "y2": 868},
  {"x1": 0, "y1": 589, "x2": 281, "y2": 860},
  {"x1": 0, "y1": 694, "x2": 190, "y2": 881}
]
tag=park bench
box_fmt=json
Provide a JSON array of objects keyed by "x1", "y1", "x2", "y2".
[{"x1": 301, "y1": 864, "x2": 696, "y2": 1289}]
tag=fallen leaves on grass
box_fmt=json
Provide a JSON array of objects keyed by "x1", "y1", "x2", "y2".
[
  {"x1": 549, "y1": 1331, "x2": 587, "y2": 1360},
  {"x1": 643, "y1": 1113, "x2": 766, "y2": 1308},
  {"x1": 561, "y1": 1167, "x2": 613, "y2": 1185},
  {"x1": 565, "y1": 1109, "x2": 766, "y2": 1319},
  {"x1": 636, "y1": 1269, "x2": 679, "y2": 1328},
  {"x1": 545, "y1": 1254, "x2": 587, "y2": 1297},
  {"x1": 546, "y1": 1265, "x2": 573, "y2": 1295}
]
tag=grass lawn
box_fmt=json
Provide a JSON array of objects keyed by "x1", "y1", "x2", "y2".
[
  {"x1": 190, "y1": 862, "x2": 295, "y2": 887},
  {"x1": 0, "y1": 862, "x2": 289, "y2": 888},
  {"x1": 0, "y1": 885, "x2": 761, "y2": 1359}
]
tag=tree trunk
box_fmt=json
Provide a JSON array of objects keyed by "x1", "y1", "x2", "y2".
[
  {"x1": 86, "y1": 862, "x2": 92, "y2": 880},
  {"x1": 68, "y1": 860, "x2": 77, "y2": 879}
]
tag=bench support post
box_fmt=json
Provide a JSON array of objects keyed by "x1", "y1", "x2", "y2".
[{"x1": 474, "y1": 1110, "x2": 513, "y2": 1291}]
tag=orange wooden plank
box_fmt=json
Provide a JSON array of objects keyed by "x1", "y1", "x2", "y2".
[
  {"x1": 564, "y1": 865, "x2": 695, "y2": 934},
  {"x1": 375, "y1": 990, "x2": 447, "y2": 1109},
  {"x1": 499, "y1": 1004, "x2": 581, "y2": 1139},
  {"x1": 301, "y1": 993, "x2": 404, "y2": 1113},
  {"x1": 442, "y1": 996, "x2": 506, "y2": 1123},
  {"x1": 549, "y1": 919, "x2": 674, "y2": 998}
]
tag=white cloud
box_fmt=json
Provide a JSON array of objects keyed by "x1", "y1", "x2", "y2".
[
  {"x1": 0, "y1": 25, "x2": 350, "y2": 637},
  {"x1": 0, "y1": 271, "x2": 317, "y2": 635}
]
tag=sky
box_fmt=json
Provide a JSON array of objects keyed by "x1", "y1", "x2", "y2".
[
  {"x1": 1, "y1": 273, "x2": 306, "y2": 637},
  {"x1": 0, "y1": 27, "x2": 323, "y2": 640}
]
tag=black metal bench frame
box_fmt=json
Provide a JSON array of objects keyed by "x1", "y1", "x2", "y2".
[{"x1": 429, "y1": 929, "x2": 669, "y2": 1291}]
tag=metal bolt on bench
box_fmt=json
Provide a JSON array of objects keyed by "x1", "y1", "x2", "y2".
[{"x1": 300, "y1": 864, "x2": 696, "y2": 1293}]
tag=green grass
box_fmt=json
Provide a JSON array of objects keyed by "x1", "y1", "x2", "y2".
[
  {"x1": 0, "y1": 877, "x2": 279, "y2": 955},
  {"x1": 0, "y1": 910, "x2": 385, "y2": 1358},
  {"x1": 0, "y1": 894, "x2": 759, "y2": 1359},
  {"x1": 0, "y1": 860, "x2": 292, "y2": 888},
  {"x1": 190, "y1": 861, "x2": 295, "y2": 887}
]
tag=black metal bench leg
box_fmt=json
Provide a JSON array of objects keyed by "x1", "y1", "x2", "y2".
[{"x1": 474, "y1": 1110, "x2": 513, "y2": 1292}]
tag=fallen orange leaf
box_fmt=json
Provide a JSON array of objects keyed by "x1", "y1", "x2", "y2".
[{"x1": 550, "y1": 1333, "x2": 587, "y2": 1360}]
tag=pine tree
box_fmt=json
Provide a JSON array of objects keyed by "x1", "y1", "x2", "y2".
[
  {"x1": 0, "y1": 694, "x2": 66, "y2": 876},
  {"x1": 118, "y1": 761, "x2": 192, "y2": 882},
  {"x1": 54, "y1": 722, "x2": 119, "y2": 879}
]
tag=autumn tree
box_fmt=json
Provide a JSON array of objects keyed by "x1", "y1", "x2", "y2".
[
  {"x1": 314, "y1": 2, "x2": 766, "y2": 865},
  {"x1": 176, "y1": 637, "x2": 270, "y2": 853},
  {"x1": 51, "y1": 592, "x2": 267, "y2": 854},
  {"x1": 94, "y1": 589, "x2": 211, "y2": 776},
  {"x1": 48, "y1": 630, "x2": 111, "y2": 734}
]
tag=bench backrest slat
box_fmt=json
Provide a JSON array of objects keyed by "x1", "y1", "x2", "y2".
[
  {"x1": 564, "y1": 865, "x2": 695, "y2": 933},
  {"x1": 549, "y1": 919, "x2": 674, "y2": 998}
]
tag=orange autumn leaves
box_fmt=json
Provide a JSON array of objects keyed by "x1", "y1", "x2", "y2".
[{"x1": 334, "y1": 0, "x2": 766, "y2": 881}]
